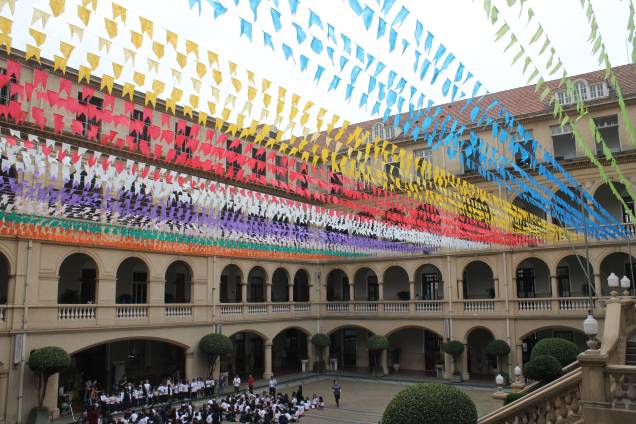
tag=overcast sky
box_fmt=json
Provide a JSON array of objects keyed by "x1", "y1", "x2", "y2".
[{"x1": 10, "y1": 0, "x2": 633, "y2": 126}]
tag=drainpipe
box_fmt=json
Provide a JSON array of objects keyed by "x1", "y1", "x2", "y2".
[
  {"x1": 503, "y1": 251, "x2": 512, "y2": 377},
  {"x1": 16, "y1": 240, "x2": 32, "y2": 424},
  {"x1": 446, "y1": 255, "x2": 453, "y2": 340}
]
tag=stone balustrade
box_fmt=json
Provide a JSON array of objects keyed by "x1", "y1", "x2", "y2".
[
  {"x1": 0, "y1": 305, "x2": 5, "y2": 322},
  {"x1": 57, "y1": 305, "x2": 96, "y2": 320},
  {"x1": 517, "y1": 298, "x2": 552, "y2": 311},
  {"x1": 463, "y1": 300, "x2": 496, "y2": 312},
  {"x1": 606, "y1": 365, "x2": 636, "y2": 410},
  {"x1": 559, "y1": 297, "x2": 592, "y2": 311},
  {"x1": 116, "y1": 305, "x2": 148, "y2": 319},
  {"x1": 164, "y1": 305, "x2": 193, "y2": 318}
]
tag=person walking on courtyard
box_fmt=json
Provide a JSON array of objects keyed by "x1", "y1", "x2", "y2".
[
  {"x1": 332, "y1": 380, "x2": 342, "y2": 407},
  {"x1": 268, "y1": 375, "x2": 278, "y2": 396},
  {"x1": 219, "y1": 373, "x2": 226, "y2": 395},
  {"x1": 247, "y1": 374, "x2": 255, "y2": 394},
  {"x1": 233, "y1": 374, "x2": 241, "y2": 394}
]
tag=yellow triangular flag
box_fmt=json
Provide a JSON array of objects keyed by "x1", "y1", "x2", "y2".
[
  {"x1": 170, "y1": 87, "x2": 183, "y2": 102},
  {"x1": 31, "y1": 9, "x2": 50, "y2": 27},
  {"x1": 25, "y1": 44, "x2": 41, "y2": 63},
  {"x1": 176, "y1": 52, "x2": 187, "y2": 69},
  {"x1": 0, "y1": 16, "x2": 11, "y2": 34},
  {"x1": 211, "y1": 86, "x2": 220, "y2": 101},
  {"x1": 262, "y1": 78, "x2": 271, "y2": 92},
  {"x1": 147, "y1": 58, "x2": 158, "y2": 73},
  {"x1": 100, "y1": 74, "x2": 114, "y2": 94},
  {"x1": 53, "y1": 55, "x2": 67, "y2": 73},
  {"x1": 165, "y1": 99, "x2": 176, "y2": 114},
  {"x1": 122, "y1": 83, "x2": 134, "y2": 100},
  {"x1": 207, "y1": 50, "x2": 218, "y2": 67},
  {"x1": 112, "y1": 62, "x2": 123, "y2": 79},
  {"x1": 246, "y1": 70, "x2": 255, "y2": 85},
  {"x1": 123, "y1": 48, "x2": 136, "y2": 64},
  {"x1": 82, "y1": 0, "x2": 97, "y2": 10},
  {"x1": 133, "y1": 71, "x2": 145, "y2": 87},
  {"x1": 183, "y1": 105, "x2": 193, "y2": 118},
  {"x1": 152, "y1": 79, "x2": 165, "y2": 95},
  {"x1": 185, "y1": 39, "x2": 199, "y2": 57},
  {"x1": 166, "y1": 30, "x2": 177, "y2": 49},
  {"x1": 144, "y1": 91, "x2": 157, "y2": 108},
  {"x1": 0, "y1": 0, "x2": 16, "y2": 15},
  {"x1": 77, "y1": 5, "x2": 91, "y2": 26},
  {"x1": 171, "y1": 68, "x2": 181, "y2": 83},
  {"x1": 231, "y1": 78, "x2": 242, "y2": 93},
  {"x1": 190, "y1": 94, "x2": 199, "y2": 109},
  {"x1": 98, "y1": 37, "x2": 111, "y2": 53},
  {"x1": 69, "y1": 24, "x2": 84, "y2": 41},
  {"x1": 212, "y1": 69, "x2": 222, "y2": 85},
  {"x1": 152, "y1": 41, "x2": 164, "y2": 59},
  {"x1": 49, "y1": 0, "x2": 65, "y2": 17},
  {"x1": 77, "y1": 65, "x2": 91, "y2": 83},
  {"x1": 59, "y1": 41, "x2": 74, "y2": 58},
  {"x1": 86, "y1": 52, "x2": 99, "y2": 70},
  {"x1": 130, "y1": 30, "x2": 142, "y2": 48},
  {"x1": 139, "y1": 16, "x2": 153, "y2": 37},
  {"x1": 228, "y1": 61, "x2": 237, "y2": 75},
  {"x1": 198, "y1": 111, "x2": 207, "y2": 125},
  {"x1": 29, "y1": 28, "x2": 46, "y2": 46},
  {"x1": 196, "y1": 61, "x2": 206, "y2": 79},
  {"x1": 207, "y1": 101, "x2": 216, "y2": 116},
  {"x1": 0, "y1": 34, "x2": 11, "y2": 54},
  {"x1": 112, "y1": 3, "x2": 126, "y2": 22},
  {"x1": 104, "y1": 17, "x2": 117, "y2": 38},
  {"x1": 247, "y1": 86, "x2": 257, "y2": 102}
]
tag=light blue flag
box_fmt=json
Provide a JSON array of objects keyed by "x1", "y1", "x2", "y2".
[
  {"x1": 263, "y1": 31, "x2": 274, "y2": 50},
  {"x1": 240, "y1": 18, "x2": 253, "y2": 41},
  {"x1": 433, "y1": 44, "x2": 446, "y2": 65},
  {"x1": 366, "y1": 53, "x2": 375, "y2": 70},
  {"x1": 359, "y1": 93, "x2": 368, "y2": 108},
  {"x1": 455, "y1": 63, "x2": 464, "y2": 82},
  {"x1": 424, "y1": 32, "x2": 434, "y2": 53},
  {"x1": 401, "y1": 39, "x2": 410, "y2": 55},
  {"x1": 381, "y1": 0, "x2": 396, "y2": 16},
  {"x1": 207, "y1": 0, "x2": 227, "y2": 18},
  {"x1": 188, "y1": 0, "x2": 201, "y2": 14},
  {"x1": 311, "y1": 37, "x2": 323, "y2": 54},
  {"x1": 308, "y1": 10, "x2": 323, "y2": 29},
  {"x1": 415, "y1": 21, "x2": 424, "y2": 45},
  {"x1": 419, "y1": 59, "x2": 431, "y2": 81},
  {"x1": 327, "y1": 47, "x2": 335, "y2": 62},
  {"x1": 413, "y1": 50, "x2": 421, "y2": 72},
  {"x1": 396, "y1": 78, "x2": 406, "y2": 93},
  {"x1": 356, "y1": 46, "x2": 365, "y2": 63},
  {"x1": 361, "y1": 6, "x2": 374, "y2": 30},
  {"x1": 442, "y1": 78, "x2": 450, "y2": 96},
  {"x1": 270, "y1": 8, "x2": 282, "y2": 31},
  {"x1": 292, "y1": 23, "x2": 307, "y2": 44},
  {"x1": 328, "y1": 76, "x2": 341, "y2": 92},
  {"x1": 314, "y1": 65, "x2": 325, "y2": 83},
  {"x1": 371, "y1": 101, "x2": 381, "y2": 115},
  {"x1": 345, "y1": 83, "x2": 354, "y2": 101},
  {"x1": 409, "y1": 86, "x2": 416, "y2": 100},
  {"x1": 377, "y1": 82, "x2": 386, "y2": 100},
  {"x1": 391, "y1": 6, "x2": 409, "y2": 28},
  {"x1": 377, "y1": 18, "x2": 387, "y2": 39},
  {"x1": 368, "y1": 76, "x2": 376, "y2": 93},
  {"x1": 350, "y1": 66, "x2": 362, "y2": 83},
  {"x1": 348, "y1": 0, "x2": 363, "y2": 15},
  {"x1": 388, "y1": 29, "x2": 397, "y2": 52},
  {"x1": 300, "y1": 55, "x2": 309, "y2": 71},
  {"x1": 397, "y1": 96, "x2": 405, "y2": 113},
  {"x1": 341, "y1": 34, "x2": 352, "y2": 54},
  {"x1": 373, "y1": 61, "x2": 385, "y2": 77},
  {"x1": 387, "y1": 70, "x2": 396, "y2": 87},
  {"x1": 339, "y1": 56, "x2": 349, "y2": 71},
  {"x1": 282, "y1": 43, "x2": 294, "y2": 61},
  {"x1": 327, "y1": 24, "x2": 336, "y2": 44},
  {"x1": 249, "y1": 0, "x2": 262, "y2": 21},
  {"x1": 288, "y1": 0, "x2": 299, "y2": 15}
]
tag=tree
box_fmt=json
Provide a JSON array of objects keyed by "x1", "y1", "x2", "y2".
[
  {"x1": 311, "y1": 333, "x2": 330, "y2": 372},
  {"x1": 368, "y1": 335, "x2": 390, "y2": 374},
  {"x1": 199, "y1": 334, "x2": 233, "y2": 376},
  {"x1": 443, "y1": 340, "x2": 465, "y2": 375},
  {"x1": 381, "y1": 383, "x2": 477, "y2": 424},
  {"x1": 530, "y1": 338, "x2": 579, "y2": 368},
  {"x1": 28, "y1": 347, "x2": 71, "y2": 408},
  {"x1": 523, "y1": 355, "x2": 562, "y2": 383},
  {"x1": 485, "y1": 339, "x2": 511, "y2": 374}
]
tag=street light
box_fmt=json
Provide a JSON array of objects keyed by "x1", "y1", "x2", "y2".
[
  {"x1": 621, "y1": 275, "x2": 631, "y2": 297},
  {"x1": 583, "y1": 312, "x2": 600, "y2": 350},
  {"x1": 608, "y1": 272, "x2": 619, "y2": 297}
]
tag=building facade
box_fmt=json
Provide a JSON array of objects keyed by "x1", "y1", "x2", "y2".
[{"x1": 0, "y1": 53, "x2": 635, "y2": 423}]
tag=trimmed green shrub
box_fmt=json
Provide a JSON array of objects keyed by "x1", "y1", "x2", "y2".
[
  {"x1": 199, "y1": 333, "x2": 233, "y2": 376},
  {"x1": 368, "y1": 335, "x2": 390, "y2": 351},
  {"x1": 381, "y1": 383, "x2": 477, "y2": 424},
  {"x1": 523, "y1": 355, "x2": 562, "y2": 383},
  {"x1": 486, "y1": 339, "x2": 511, "y2": 374},
  {"x1": 530, "y1": 338, "x2": 579, "y2": 368},
  {"x1": 28, "y1": 346, "x2": 71, "y2": 407},
  {"x1": 443, "y1": 340, "x2": 465, "y2": 375},
  {"x1": 504, "y1": 392, "x2": 526, "y2": 405}
]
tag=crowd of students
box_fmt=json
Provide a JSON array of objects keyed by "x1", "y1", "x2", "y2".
[{"x1": 79, "y1": 375, "x2": 327, "y2": 423}]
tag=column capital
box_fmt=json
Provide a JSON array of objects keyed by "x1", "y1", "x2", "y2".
[{"x1": 264, "y1": 341, "x2": 273, "y2": 348}]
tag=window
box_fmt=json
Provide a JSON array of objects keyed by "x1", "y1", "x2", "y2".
[
  {"x1": 226, "y1": 138, "x2": 242, "y2": 174},
  {"x1": 252, "y1": 147, "x2": 266, "y2": 180},
  {"x1": 460, "y1": 139, "x2": 480, "y2": 174},
  {"x1": 174, "y1": 121, "x2": 193, "y2": 159},
  {"x1": 0, "y1": 68, "x2": 17, "y2": 105},
  {"x1": 594, "y1": 115, "x2": 620, "y2": 154},
  {"x1": 551, "y1": 124, "x2": 576, "y2": 160},
  {"x1": 513, "y1": 130, "x2": 535, "y2": 167},
  {"x1": 370, "y1": 123, "x2": 401, "y2": 141},
  {"x1": 414, "y1": 148, "x2": 433, "y2": 179},
  {"x1": 516, "y1": 268, "x2": 535, "y2": 298},
  {"x1": 384, "y1": 161, "x2": 401, "y2": 181},
  {"x1": 130, "y1": 109, "x2": 151, "y2": 146},
  {"x1": 76, "y1": 92, "x2": 103, "y2": 139},
  {"x1": 556, "y1": 80, "x2": 609, "y2": 105},
  {"x1": 330, "y1": 169, "x2": 343, "y2": 195},
  {"x1": 275, "y1": 155, "x2": 288, "y2": 183},
  {"x1": 296, "y1": 162, "x2": 308, "y2": 190}
]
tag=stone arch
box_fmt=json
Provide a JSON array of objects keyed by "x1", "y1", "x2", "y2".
[
  {"x1": 463, "y1": 261, "x2": 495, "y2": 299},
  {"x1": 599, "y1": 252, "x2": 636, "y2": 295},
  {"x1": 414, "y1": 264, "x2": 444, "y2": 300},
  {"x1": 551, "y1": 187, "x2": 581, "y2": 228},
  {"x1": 272, "y1": 326, "x2": 310, "y2": 374},
  {"x1": 326, "y1": 269, "x2": 350, "y2": 301},
  {"x1": 593, "y1": 181, "x2": 633, "y2": 230},
  {"x1": 228, "y1": 330, "x2": 266, "y2": 378},
  {"x1": 68, "y1": 335, "x2": 191, "y2": 355},
  {"x1": 354, "y1": 267, "x2": 379, "y2": 301},
  {"x1": 247, "y1": 266, "x2": 267, "y2": 302},
  {"x1": 385, "y1": 325, "x2": 444, "y2": 374},
  {"x1": 54, "y1": 248, "x2": 104, "y2": 278},
  {"x1": 383, "y1": 265, "x2": 410, "y2": 300},
  {"x1": 519, "y1": 325, "x2": 586, "y2": 364},
  {"x1": 58, "y1": 253, "x2": 98, "y2": 304},
  {"x1": 220, "y1": 264, "x2": 242, "y2": 303},
  {"x1": 164, "y1": 260, "x2": 192, "y2": 303},
  {"x1": 328, "y1": 324, "x2": 375, "y2": 370},
  {"x1": 465, "y1": 327, "x2": 496, "y2": 378},
  {"x1": 271, "y1": 267, "x2": 290, "y2": 302},
  {"x1": 116, "y1": 257, "x2": 149, "y2": 304},
  {"x1": 515, "y1": 257, "x2": 551, "y2": 298},
  {"x1": 292, "y1": 269, "x2": 310, "y2": 302},
  {"x1": 385, "y1": 325, "x2": 444, "y2": 339},
  {"x1": 555, "y1": 254, "x2": 594, "y2": 297}
]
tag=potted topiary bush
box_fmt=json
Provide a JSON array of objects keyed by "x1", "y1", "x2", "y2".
[
  {"x1": 523, "y1": 354, "x2": 562, "y2": 383},
  {"x1": 530, "y1": 338, "x2": 579, "y2": 368},
  {"x1": 27, "y1": 346, "x2": 71, "y2": 424},
  {"x1": 199, "y1": 333, "x2": 233, "y2": 377},
  {"x1": 368, "y1": 335, "x2": 390, "y2": 376},
  {"x1": 381, "y1": 383, "x2": 477, "y2": 424},
  {"x1": 485, "y1": 339, "x2": 511, "y2": 381},
  {"x1": 311, "y1": 333, "x2": 330, "y2": 373},
  {"x1": 391, "y1": 348, "x2": 402, "y2": 373},
  {"x1": 443, "y1": 340, "x2": 465, "y2": 382}
]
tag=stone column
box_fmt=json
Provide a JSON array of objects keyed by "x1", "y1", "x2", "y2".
[
  {"x1": 550, "y1": 276, "x2": 559, "y2": 297},
  {"x1": 241, "y1": 282, "x2": 247, "y2": 303},
  {"x1": 43, "y1": 372, "x2": 59, "y2": 419},
  {"x1": 185, "y1": 349, "x2": 195, "y2": 381},
  {"x1": 306, "y1": 337, "x2": 315, "y2": 367},
  {"x1": 148, "y1": 278, "x2": 164, "y2": 321},
  {"x1": 348, "y1": 282, "x2": 355, "y2": 302},
  {"x1": 266, "y1": 283, "x2": 272, "y2": 302},
  {"x1": 493, "y1": 277, "x2": 499, "y2": 298},
  {"x1": 288, "y1": 284, "x2": 294, "y2": 303},
  {"x1": 409, "y1": 281, "x2": 416, "y2": 299},
  {"x1": 96, "y1": 276, "x2": 117, "y2": 323},
  {"x1": 579, "y1": 351, "x2": 610, "y2": 422},
  {"x1": 263, "y1": 342, "x2": 273, "y2": 379},
  {"x1": 443, "y1": 349, "x2": 453, "y2": 380},
  {"x1": 378, "y1": 282, "x2": 384, "y2": 301},
  {"x1": 380, "y1": 349, "x2": 389, "y2": 375},
  {"x1": 515, "y1": 343, "x2": 524, "y2": 370},
  {"x1": 457, "y1": 279, "x2": 464, "y2": 300},
  {"x1": 593, "y1": 273, "x2": 602, "y2": 298},
  {"x1": 0, "y1": 367, "x2": 7, "y2": 424},
  {"x1": 462, "y1": 344, "x2": 470, "y2": 381}
]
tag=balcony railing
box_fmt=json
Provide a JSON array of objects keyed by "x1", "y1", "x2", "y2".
[
  {"x1": 57, "y1": 305, "x2": 96, "y2": 320},
  {"x1": 116, "y1": 305, "x2": 148, "y2": 319},
  {"x1": 463, "y1": 300, "x2": 495, "y2": 312},
  {"x1": 0, "y1": 305, "x2": 5, "y2": 322},
  {"x1": 559, "y1": 297, "x2": 591, "y2": 311},
  {"x1": 165, "y1": 305, "x2": 193, "y2": 317},
  {"x1": 517, "y1": 298, "x2": 552, "y2": 311}
]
